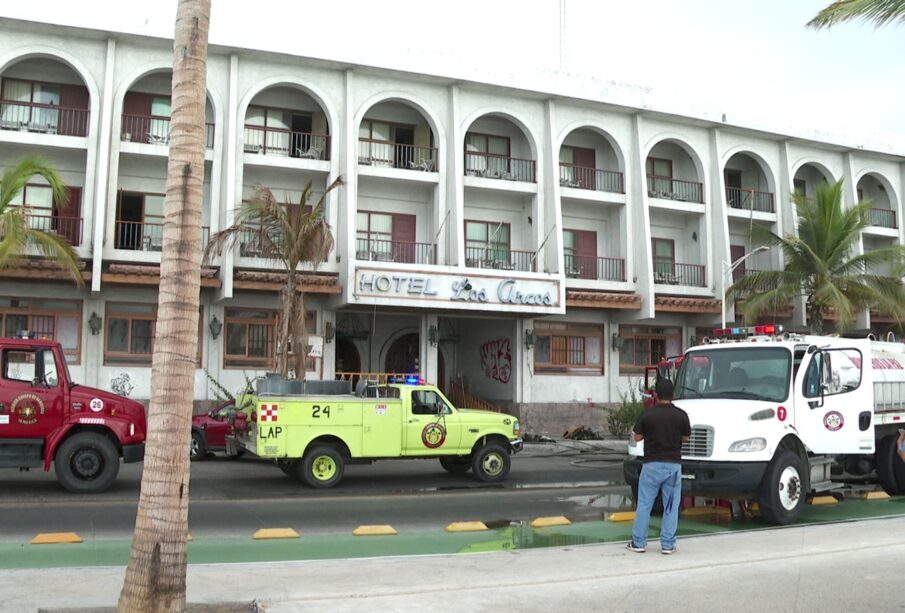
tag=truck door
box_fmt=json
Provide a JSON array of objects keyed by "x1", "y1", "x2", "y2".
[
  {"x1": 792, "y1": 339, "x2": 874, "y2": 454},
  {"x1": 0, "y1": 346, "x2": 65, "y2": 439},
  {"x1": 403, "y1": 389, "x2": 461, "y2": 456}
]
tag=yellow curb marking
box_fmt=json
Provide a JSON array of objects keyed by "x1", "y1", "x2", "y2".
[
  {"x1": 446, "y1": 521, "x2": 489, "y2": 533},
  {"x1": 187, "y1": 534, "x2": 193, "y2": 542},
  {"x1": 530, "y1": 516, "x2": 571, "y2": 528},
  {"x1": 353, "y1": 525, "x2": 398, "y2": 536},
  {"x1": 681, "y1": 506, "x2": 731, "y2": 517},
  {"x1": 862, "y1": 491, "x2": 891, "y2": 501},
  {"x1": 808, "y1": 495, "x2": 838, "y2": 506},
  {"x1": 607, "y1": 511, "x2": 636, "y2": 522},
  {"x1": 253, "y1": 528, "x2": 300, "y2": 540},
  {"x1": 31, "y1": 532, "x2": 83, "y2": 545}
]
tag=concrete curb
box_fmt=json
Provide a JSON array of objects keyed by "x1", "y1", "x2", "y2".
[{"x1": 520, "y1": 439, "x2": 629, "y2": 456}]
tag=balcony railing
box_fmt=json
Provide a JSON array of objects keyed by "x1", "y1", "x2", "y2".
[
  {"x1": 731, "y1": 267, "x2": 765, "y2": 283},
  {"x1": 358, "y1": 140, "x2": 438, "y2": 172},
  {"x1": 464, "y1": 152, "x2": 536, "y2": 183},
  {"x1": 0, "y1": 100, "x2": 89, "y2": 137},
  {"x1": 115, "y1": 220, "x2": 209, "y2": 252},
  {"x1": 653, "y1": 259, "x2": 706, "y2": 287},
  {"x1": 558, "y1": 164, "x2": 625, "y2": 194},
  {"x1": 647, "y1": 175, "x2": 704, "y2": 204},
  {"x1": 725, "y1": 187, "x2": 775, "y2": 213},
  {"x1": 238, "y1": 227, "x2": 281, "y2": 259},
  {"x1": 867, "y1": 207, "x2": 897, "y2": 229},
  {"x1": 243, "y1": 125, "x2": 329, "y2": 159},
  {"x1": 121, "y1": 115, "x2": 214, "y2": 148},
  {"x1": 565, "y1": 254, "x2": 626, "y2": 281},
  {"x1": 465, "y1": 246, "x2": 535, "y2": 272},
  {"x1": 355, "y1": 238, "x2": 436, "y2": 265},
  {"x1": 24, "y1": 214, "x2": 83, "y2": 246}
]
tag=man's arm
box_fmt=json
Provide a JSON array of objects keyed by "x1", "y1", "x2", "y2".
[
  {"x1": 681, "y1": 412, "x2": 692, "y2": 444},
  {"x1": 633, "y1": 413, "x2": 645, "y2": 442}
]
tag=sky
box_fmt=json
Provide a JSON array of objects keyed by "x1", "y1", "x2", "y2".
[{"x1": 3, "y1": 0, "x2": 904, "y2": 148}]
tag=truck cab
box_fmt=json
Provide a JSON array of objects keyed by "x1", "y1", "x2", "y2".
[
  {"x1": 0, "y1": 333, "x2": 146, "y2": 492},
  {"x1": 625, "y1": 325, "x2": 886, "y2": 524}
]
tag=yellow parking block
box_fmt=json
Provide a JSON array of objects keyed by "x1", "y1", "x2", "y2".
[
  {"x1": 681, "y1": 506, "x2": 732, "y2": 518},
  {"x1": 253, "y1": 528, "x2": 300, "y2": 540},
  {"x1": 860, "y1": 491, "x2": 891, "y2": 501},
  {"x1": 608, "y1": 511, "x2": 636, "y2": 522},
  {"x1": 187, "y1": 533, "x2": 193, "y2": 542},
  {"x1": 31, "y1": 532, "x2": 83, "y2": 545},
  {"x1": 447, "y1": 521, "x2": 489, "y2": 533},
  {"x1": 530, "y1": 516, "x2": 571, "y2": 528},
  {"x1": 808, "y1": 495, "x2": 838, "y2": 506},
  {"x1": 353, "y1": 525, "x2": 398, "y2": 536}
]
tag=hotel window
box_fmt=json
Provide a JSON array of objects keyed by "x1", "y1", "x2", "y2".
[
  {"x1": 0, "y1": 298, "x2": 82, "y2": 363},
  {"x1": 465, "y1": 132, "x2": 510, "y2": 175},
  {"x1": 224, "y1": 308, "x2": 276, "y2": 369},
  {"x1": 465, "y1": 221, "x2": 511, "y2": 267},
  {"x1": 651, "y1": 238, "x2": 676, "y2": 279},
  {"x1": 563, "y1": 229, "x2": 597, "y2": 279},
  {"x1": 105, "y1": 303, "x2": 202, "y2": 365},
  {"x1": 646, "y1": 157, "x2": 673, "y2": 196},
  {"x1": 793, "y1": 179, "x2": 807, "y2": 197},
  {"x1": 356, "y1": 211, "x2": 416, "y2": 263},
  {"x1": 534, "y1": 323, "x2": 604, "y2": 374},
  {"x1": 619, "y1": 326, "x2": 682, "y2": 373}
]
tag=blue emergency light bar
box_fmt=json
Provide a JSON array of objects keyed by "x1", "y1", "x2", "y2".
[
  {"x1": 711, "y1": 324, "x2": 783, "y2": 338},
  {"x1": 14, "y1": 330, "x2": 36, "y2": 339},
  {"x1": 387, "y1": 375, "x2": 425, "y2": 385}
]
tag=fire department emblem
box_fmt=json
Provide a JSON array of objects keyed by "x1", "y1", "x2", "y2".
[
  {"x1": 12, "y1": 393, "x2": 46, "y2": 426},
  {"x1": 421, "y1": 422, "x2": 446, "y2": 449},
  {"x1": 823, "y1": 410, "x2": 844, "y2": 432}
]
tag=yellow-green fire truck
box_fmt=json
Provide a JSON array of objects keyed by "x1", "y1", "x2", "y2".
[{"x1": 228, "y1": 376, "x2": 523, "y2": 488}]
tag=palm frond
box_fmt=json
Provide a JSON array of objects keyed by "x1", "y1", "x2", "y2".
[{"x1": 808, "y1": 0, "x2": 905, "y2": 29}]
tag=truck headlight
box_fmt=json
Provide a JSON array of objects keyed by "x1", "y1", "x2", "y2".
[
  {"x1": 729, "y1": 437, "x2": 767, "y2": 452},
  {"x1": 513, "y1": 420, "x2": 520, "y2": 436}
]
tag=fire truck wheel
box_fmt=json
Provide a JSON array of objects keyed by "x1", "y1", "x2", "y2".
[
  {"x1": 190, "y1": 431, "x2": 207, "y2": 462},
  {"x1": 758, "y1": 449, "x2": 806, "y2": 525},
  {"x1": 54, "y1": 432, "x2": 120, "y2": 493},
  {"x1": 471, "y1": 443, "x2": 511, "y2": 482},
  {"x1": 300, "y1": 445, "x2": 344, "y2": 488},
  {"x1": 439, "y1": 455, "x2": 472, "y2": 475},
  {"x1": 876, "y1": 435, "x2": 905, "y2": 496}
]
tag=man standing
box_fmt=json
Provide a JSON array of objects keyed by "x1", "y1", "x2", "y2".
[{"x1": 627, "y1": 378, "x2": 690, "y2": 555}]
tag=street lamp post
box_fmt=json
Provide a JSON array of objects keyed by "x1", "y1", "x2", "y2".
[{"x1": 721, "y1": 245, "x2": 769, "y2": 329}]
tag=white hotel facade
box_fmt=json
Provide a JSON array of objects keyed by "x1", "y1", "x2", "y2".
[{"x1": 1, "y1": 17, "x2": 903, "y2": 433}]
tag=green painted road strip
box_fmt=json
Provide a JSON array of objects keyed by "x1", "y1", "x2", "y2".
[{"x1": 2, "y1": 497, "x2": 903, "y2": 570}]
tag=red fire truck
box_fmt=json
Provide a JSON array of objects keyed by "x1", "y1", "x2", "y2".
[{"x1": 0, "y1": 333, "x2": 146, "y2": 492}]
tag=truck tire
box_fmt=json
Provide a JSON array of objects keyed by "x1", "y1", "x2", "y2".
[
  {"x1": 440, "y1": 455, "x2": 471, "y2": 475},
  {"x1": 876, "y1": 435, "x2": 905, "y2": 496},
  {"x1": 758, "y1": 449, "x2": 806, "y2": 525},
  {"x1": 54, "y1": 432, "x2": 120, "y2": 494},
  {"x1": 471, "y1": 442, "x2": 511, "y2": 482},
  {"x1": 190, "y1": 431, "x2": 206, "y2": 461},
  {"x1": 299, "y1": 445, "x2": 344, "y2": 488}
]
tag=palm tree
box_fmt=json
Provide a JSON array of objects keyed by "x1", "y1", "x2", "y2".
[
  {"x1": 808, "y1": 0, "x2": 905, "y2": 29},
  {"x1": 206, "y1": 180, "x2": 339, "y2": 380},
  {"x1": 117, "y1": 1, "x2": 210, "y2": 611},
  {"x1": 728, "y1": 180, "x2": 905, "y2": 334},
  {"x1": 0, "y1": 155, "x2": 83, "y2": 285}
]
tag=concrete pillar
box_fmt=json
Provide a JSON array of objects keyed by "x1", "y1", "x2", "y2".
[
  {"x1": 629, "y1": 114, "x2": 655, "y2": 320},
  {"x1": 90, "y1": 38, "x2": 117, "y2": 293}
]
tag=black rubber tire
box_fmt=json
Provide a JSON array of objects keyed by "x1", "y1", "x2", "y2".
[
  {"x1": 471, "y1": 443, "x2": 511, "y2": 482},
  {"x1": 758, "y1": 449, "x2": 806, "y2": 525},
  {"x1": 190, "y1": 431, "x2": 206, "y2": 461},
  {"x1": 439, "y1": 455, "x2": 472, "y2": 475},
  {"x1": 876, "y1": 435, "x2": 905, "y2": 496},
  {"x1": 53, "y1": 432, "x2": 120, "y2": 493},
  {"x1": 299, "y1": 445, "x2": 344, "y2": 488}
]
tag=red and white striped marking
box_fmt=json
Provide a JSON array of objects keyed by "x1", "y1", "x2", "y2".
[{"x1": 260, "y1": 404, "x2": 279, "y2": 422}]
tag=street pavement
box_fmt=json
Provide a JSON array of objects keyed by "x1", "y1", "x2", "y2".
[{"x1": 6, "y1": 515, "x2": 905, "y2": 612}]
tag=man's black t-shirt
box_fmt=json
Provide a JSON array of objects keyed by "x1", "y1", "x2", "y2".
[{"x1": 634, "y1": 403, "x2": 691, "y2": 463}]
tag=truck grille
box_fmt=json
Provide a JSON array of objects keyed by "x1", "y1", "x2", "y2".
[{"x1": 682, "y1": 426, "x2": 713, "y2": 458}]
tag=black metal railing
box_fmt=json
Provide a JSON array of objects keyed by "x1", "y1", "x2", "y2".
[
  {"x1": 243, "y1": 125, "x2": 329, "y2": 159},
  {"x1": 558, "y1": 163, "x2": 624, "y2": 194},
  {"x1": 464, "y1": 152, "x2": 536, "y2": 183},
  {"x1": 355, "y1": 238, "x2": 436, "y2": 265},
  {"x1": 652, "y1": 259, "x2": 706, "y2": 287},
  {"x1": 725, "y1": 187, "x2": 775, "y2": 213},
  {"x1": 564, "y1": 254, "x2": 626, "y2": 281},
  {"x1": 0, "y1": 100, "x2": 89, "y2": 137},
  {"x1": 647, "y1": 175, "x2": 704, "y2": 204},
  {"x1": 358, "y1": 140, "x2": 437, "y2": 171},
  {"x1": 465, "y1": 246, "x2": 535, "y2": 272}
]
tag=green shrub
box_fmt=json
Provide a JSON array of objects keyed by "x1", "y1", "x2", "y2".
[{"x1": 607, "y1": 383, "x2": 644, "y2": 437}]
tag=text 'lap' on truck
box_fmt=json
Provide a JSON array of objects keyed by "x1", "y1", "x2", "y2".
[
  {"x1": 0, "y1": 332, "x2": 146, "y2": 492},
  {"x1": 626, "y1": 325, "x2": 905, "y2": 524},
  {"x1": 225, "y1": 374, "x2": 523, "y2": 488}
]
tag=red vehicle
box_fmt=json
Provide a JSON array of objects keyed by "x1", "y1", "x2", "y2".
[
  {"x1": 0, "y1": 334, "x2": 146, "y2": 492},
  {"x1": 190, "y1": 400, "x2": 248, "y2": 460}
]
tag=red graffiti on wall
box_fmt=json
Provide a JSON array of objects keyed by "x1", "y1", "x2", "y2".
[{"x1": 480, "y1": 338, "x2": 512, "y2": 384}]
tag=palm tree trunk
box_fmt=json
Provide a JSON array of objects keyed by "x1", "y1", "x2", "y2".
[{"x1": 117, "y1": 2, "x2": 210, "y2": 611}]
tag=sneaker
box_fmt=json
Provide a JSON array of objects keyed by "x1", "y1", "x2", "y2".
[
  {"x1": 626, "y1": 541, "x2": 646, "y2": 553},
  {"x1": 661, "y1": 546, "x2": 676, "y2": 555}
]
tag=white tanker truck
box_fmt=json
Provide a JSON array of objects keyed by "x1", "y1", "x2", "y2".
[{"x1": 624, "y1": 325, "x2": 905, "y2": 524}]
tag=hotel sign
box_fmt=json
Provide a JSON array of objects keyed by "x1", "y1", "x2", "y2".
[{"x1": 353, "y1": 267, "x2": 562, "y2": 313}]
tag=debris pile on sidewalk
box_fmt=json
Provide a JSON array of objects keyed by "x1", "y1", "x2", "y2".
[
  {"x1": 562, "y1": 426, "x2": 604, "y2": 440},
  {"x1": 523, "y1": 433, "x2": 557, "y2": 443}
]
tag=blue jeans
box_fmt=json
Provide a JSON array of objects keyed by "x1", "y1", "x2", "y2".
[{"x1": 631, "y1": 461, "x2": 682, "y2": 549}]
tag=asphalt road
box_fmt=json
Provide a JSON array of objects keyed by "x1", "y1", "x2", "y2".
[{"x1": 0, "y1": 448, "x2": 630, "y2": 540}]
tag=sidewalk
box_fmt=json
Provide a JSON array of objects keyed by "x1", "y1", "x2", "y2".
[{"x1": 10, "y1": 515, "x2": 905, "y2": 612}]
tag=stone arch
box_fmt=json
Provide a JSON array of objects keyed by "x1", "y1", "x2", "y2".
[
  {"x1": 461, "y1": 107, "x2": 540, "y2": 161},
  {"x1": 354, "y1": 91, "x2": 447, "y2": 158},
  {"x1": 556, "y1": 121, "x2": 626, "y2": 172},
  {"x1": 237, "y1": 76, "x2": 338, "y2": 145}
]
